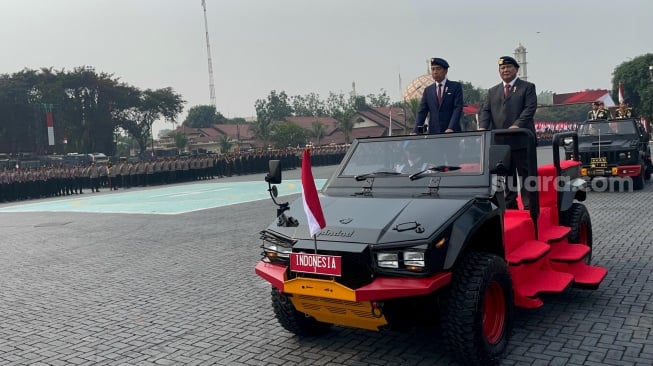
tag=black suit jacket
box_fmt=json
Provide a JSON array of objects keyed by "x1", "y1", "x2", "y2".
[
  {"x1": 478, "y1": 78, "x2": 537, "y2": 147},
  {"x1": 413, "y1": 80, "x2": 463, "y2": 134}
]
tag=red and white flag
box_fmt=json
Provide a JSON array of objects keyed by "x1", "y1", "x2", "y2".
[
  {"x1": 618, "y1": 83, "x2": 625, "y2": 104},
  {"x1": 301, "y1": 148, "x2": 326, "y2": 236}
]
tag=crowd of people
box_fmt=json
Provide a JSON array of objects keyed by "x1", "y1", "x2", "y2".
[
  {"x1": 0, "y1": 146, "x2": 347, "y2": 203},
  {"x1": 535, "y1": 122, "x2": 579, "y2": 146}
]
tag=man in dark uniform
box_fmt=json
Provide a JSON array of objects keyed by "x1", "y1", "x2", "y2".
[
  {"x1": 616, "y1": 99, "x2": 634, "y2": 119},
  {"x1": 478, "y1": 55, "x2": 538, "y2": 209},
  {"x1": 413, "y1": 57, "x2": 464, "y2": 134},
  {"x1": 597, "y1": 101, "x2": 611, "y2": 119}
]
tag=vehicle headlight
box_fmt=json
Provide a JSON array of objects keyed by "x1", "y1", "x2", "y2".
[
  {"x1": 262, "y1": 242, "x2": 292, "y2": 259},
  {"x1": 260, "y1": 231, "x2": 295, "y2": 262},
  {"x1": 403, "y1": 251, "x2": 425, "y2": 268},
  {"x1": 377, "y1": 253, "x2": 399, "y2": 268}
]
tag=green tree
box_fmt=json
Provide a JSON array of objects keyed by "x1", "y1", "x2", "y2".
[
  {"x1": 405, "y1": 98, "x2": 421, "y2": 131},
  {"x1": 535, "y1": 104, "x2": 589, "y2": 122},
  {"x1": 255, "y1": 90, "x2": 293, "y2": 121},
  {"x1": 113, "y1": 87, "x2": 185, "y2": 154},
  {"x1": 309, "y1": 120, "x2": 327, "y2": 146},
  {"x1": 183, "y1": 105, "x2": 226, "y2": 127},
  {"x1": 327, "y1": 92, "x2": 357, "y2": 144},
  {"x1": 291, "y1": 92, "x2": 327, "y2": 117},
  {"x1": 270, "y1": 121, "x2": 307, "y2": 148},
  {"x1": 612, "y1": 53, "x2": 653, "y2": 120},
  {"x1": 218, "y1": 135, "x2": 233, "y2": 153},
  {"x1": 460, "y1": 81, "x2": 486, "y2": 106},
  {"x1": 253, "y1": 90, "x2": 294, "y2": 147},
  {"x1": 172, "y1": 132, "x2": 188, "y2": 153},
  {"x1": 366, "y1": 89, "x2": 391, "y2": 107}
]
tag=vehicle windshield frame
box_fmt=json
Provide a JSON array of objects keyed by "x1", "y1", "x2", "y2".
[
  {"x1": 578, "y1": 119, "x2": 637, "y2": 137},
  {"x1": 338, "y1": 133, "x2": 485, "y2": 179}
]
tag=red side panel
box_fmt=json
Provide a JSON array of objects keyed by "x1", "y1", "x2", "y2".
[
  {"x1": 255, "y1": 261, "x2": 286, "y2": 290},
  {"x1": 355, "y1": 273, "x2": 452, "y2": 301}
]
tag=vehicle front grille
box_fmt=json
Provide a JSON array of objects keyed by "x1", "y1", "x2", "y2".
[
  {"x1": 579, "y1": 150, "x2": 638, "y2": 166},
  {"x1": 291, "y1": 249, "x2": 374, "y2": 290}
]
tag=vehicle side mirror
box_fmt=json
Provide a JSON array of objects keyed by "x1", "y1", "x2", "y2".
[
  {"x1": 489, "y1": 145, "x2": 511, "y2": 175},
  {"x1": 265, "y1": 160, "x2": 282, "y2": 184}
]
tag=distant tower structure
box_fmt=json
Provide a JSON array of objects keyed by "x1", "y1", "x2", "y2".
[
  {"x1": 201, "y1": 0, "x2": 216, "y2": 107},
  {"x1": 514, "y1": 42, "x2": 528, "y2": 81}
]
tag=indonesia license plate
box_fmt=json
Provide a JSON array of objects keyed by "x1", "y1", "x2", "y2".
[{"x1": 290, "y1": 253, "x2": 342, "y2": 276}]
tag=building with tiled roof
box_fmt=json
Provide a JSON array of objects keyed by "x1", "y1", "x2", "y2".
[
  {"x1": 156, "y1": 106, "x2": 413, "y2": 153},
  {"x1": 553, "y1": 89, "x2": 615, "y2": 107}
]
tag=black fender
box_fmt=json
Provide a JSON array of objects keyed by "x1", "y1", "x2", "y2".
[
  {"x1": 559, "y1": 177, "x2": 587, "y2": 212},
  {"x1": 443, "y1": 200, "x2": 504, "y2": 270}
]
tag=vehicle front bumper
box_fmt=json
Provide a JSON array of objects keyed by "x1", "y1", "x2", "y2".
[
  {"x1": 581, "y1": 164, "x2": 641, "y2": 178},
  {"x1": 256, "y1": 261, "x2": 452, "y2": 331},
  {"x1": 255, "y1": 261, "x2": 452, "y2": 302}
]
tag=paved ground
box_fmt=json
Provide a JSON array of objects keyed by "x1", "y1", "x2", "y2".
[{"x1": 0, "y1": 148, "x2": 651, "y2": 365}]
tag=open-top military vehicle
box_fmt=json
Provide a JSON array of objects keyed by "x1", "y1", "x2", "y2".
[
  {"x1": 570, "y1": 118, "x2": 652, "y2": 190},
  {"x1": 256, "y1": 129, "x2": 607, "y2": 365}
]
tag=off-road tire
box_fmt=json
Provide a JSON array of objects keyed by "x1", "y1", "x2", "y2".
[
  {"x1": 270, "y1": 287, "x2": 331, "y2": 336},
  {"x1": 441, "y1": 252, "x2": 514, "y2": 365},
  {"x1": 633, "y1": 166, "x2": 645, "y2": 190},
  {"x1": 560, "y1": 202, "x2": 592, "y2": 264}
]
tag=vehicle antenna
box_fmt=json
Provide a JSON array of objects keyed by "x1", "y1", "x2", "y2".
[{"x1": 201, "y1": 0, "x2": 216, "y2": 107}]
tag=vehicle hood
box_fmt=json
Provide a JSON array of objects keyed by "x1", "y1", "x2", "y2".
[
  {"x1": 579, "y1": 136, "x2": 639, "y2": 151},
  {"x1": 266, "y1": 195, "x2": 471, "y2": 245}
]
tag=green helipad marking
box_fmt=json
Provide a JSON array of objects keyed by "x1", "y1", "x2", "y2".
[{"x1": 0, "y1": 179, "x2": 326, "y2": 215}]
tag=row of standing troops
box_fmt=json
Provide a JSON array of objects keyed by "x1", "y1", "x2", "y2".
[{"x1": 0, "y1": 147, "x2": 348, "y2": 203}]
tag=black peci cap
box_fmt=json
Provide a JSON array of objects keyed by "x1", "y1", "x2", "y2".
[
  {"x1": 430, "y1": 57, "x2": 450, "y2": 69},
  {"x1": 498, "y1": 56, "x2": 520, "y2": 68}
]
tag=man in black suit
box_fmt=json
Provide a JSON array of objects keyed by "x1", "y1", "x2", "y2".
[
  {"x1": 413, "y1": 57, "x2": 464, "y2": 134},
  {"x1": 479, "y1": 56, "x2": 537, "y2": 209}
]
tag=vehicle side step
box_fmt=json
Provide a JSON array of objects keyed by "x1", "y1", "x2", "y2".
[
  {"x1": 549, "y1": 243, "x2": 590, "y2": 262},
  {"x1": 550, "y1": 261, "x2": 608, "y2": 289},
  {"x1": 512, "y1": 269, "x2": 573, "y2": 309},
  {"x1": 506, "y1": 240, "x2": 550, "y2": 265},
  {"x1": 539, "y1": 225, "x2": 570, "y2": 243}
]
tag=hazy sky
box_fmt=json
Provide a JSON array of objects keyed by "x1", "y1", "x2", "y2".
[{"x1": 1, "y1": 0, "x2": 652, "y2": 134}]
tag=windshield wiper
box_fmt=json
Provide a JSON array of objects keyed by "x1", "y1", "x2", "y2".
[
  {"x1": 409, "y1": 165, "x2": 461, "y2": 181},
  {"x1": 354, "y1": 170, "x2": 401, "y2": 181}
]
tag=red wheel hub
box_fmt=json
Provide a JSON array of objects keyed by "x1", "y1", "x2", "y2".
[{"x1": 483, "y1": 280, "x2": 506, "y2": 344}]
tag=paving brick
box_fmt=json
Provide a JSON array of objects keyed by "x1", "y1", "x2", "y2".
[{"x1": 0, "y1": 161, "x2": 652, "y2": 365}]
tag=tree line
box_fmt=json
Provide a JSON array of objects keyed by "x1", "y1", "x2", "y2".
[
  {"x1": 3, "y1": 54, "x2": 650, "y2": 155},
  {"x1": 0, "y1": 67, "x2": 184, "y2": 156}
]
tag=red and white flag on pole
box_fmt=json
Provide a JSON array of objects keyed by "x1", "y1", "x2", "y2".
[
  {"x1": 301, "y1": 148, "x2": 326, "y2": 237},
  {"x1": 618, "y1": 82, "x2": 625, "y2": 104}
]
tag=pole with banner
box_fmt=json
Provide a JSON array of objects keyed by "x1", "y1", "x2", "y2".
[
  {"x1": 43, "y1": 103, "x2": 55, "y2": 146},
  {"x1": 301, "y1": 148, "x2": 326, "y2": 257}
]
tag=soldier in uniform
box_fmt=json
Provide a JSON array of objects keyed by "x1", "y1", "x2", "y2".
[
  {"x1": 597, "y1": 101, "x2": 611, "y2": 119},
  {"x1": 587, "y1": 102, "x2": 601, "y2": 120},
  {"x1": 615, "y1": 99, "x2": 634, "y2": 119}
]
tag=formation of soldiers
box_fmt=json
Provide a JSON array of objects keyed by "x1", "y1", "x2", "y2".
[{"x1": 0, "y1": 146, "x2": 347, "y2": 203}]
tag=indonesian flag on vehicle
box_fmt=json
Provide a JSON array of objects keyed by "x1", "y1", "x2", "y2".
[
  {"x1": 301, "y1": 148, "x2": 326, "y2": 236},
  {"x1": 618, "y1": 82, "x2": 624, "y2": 104}
]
